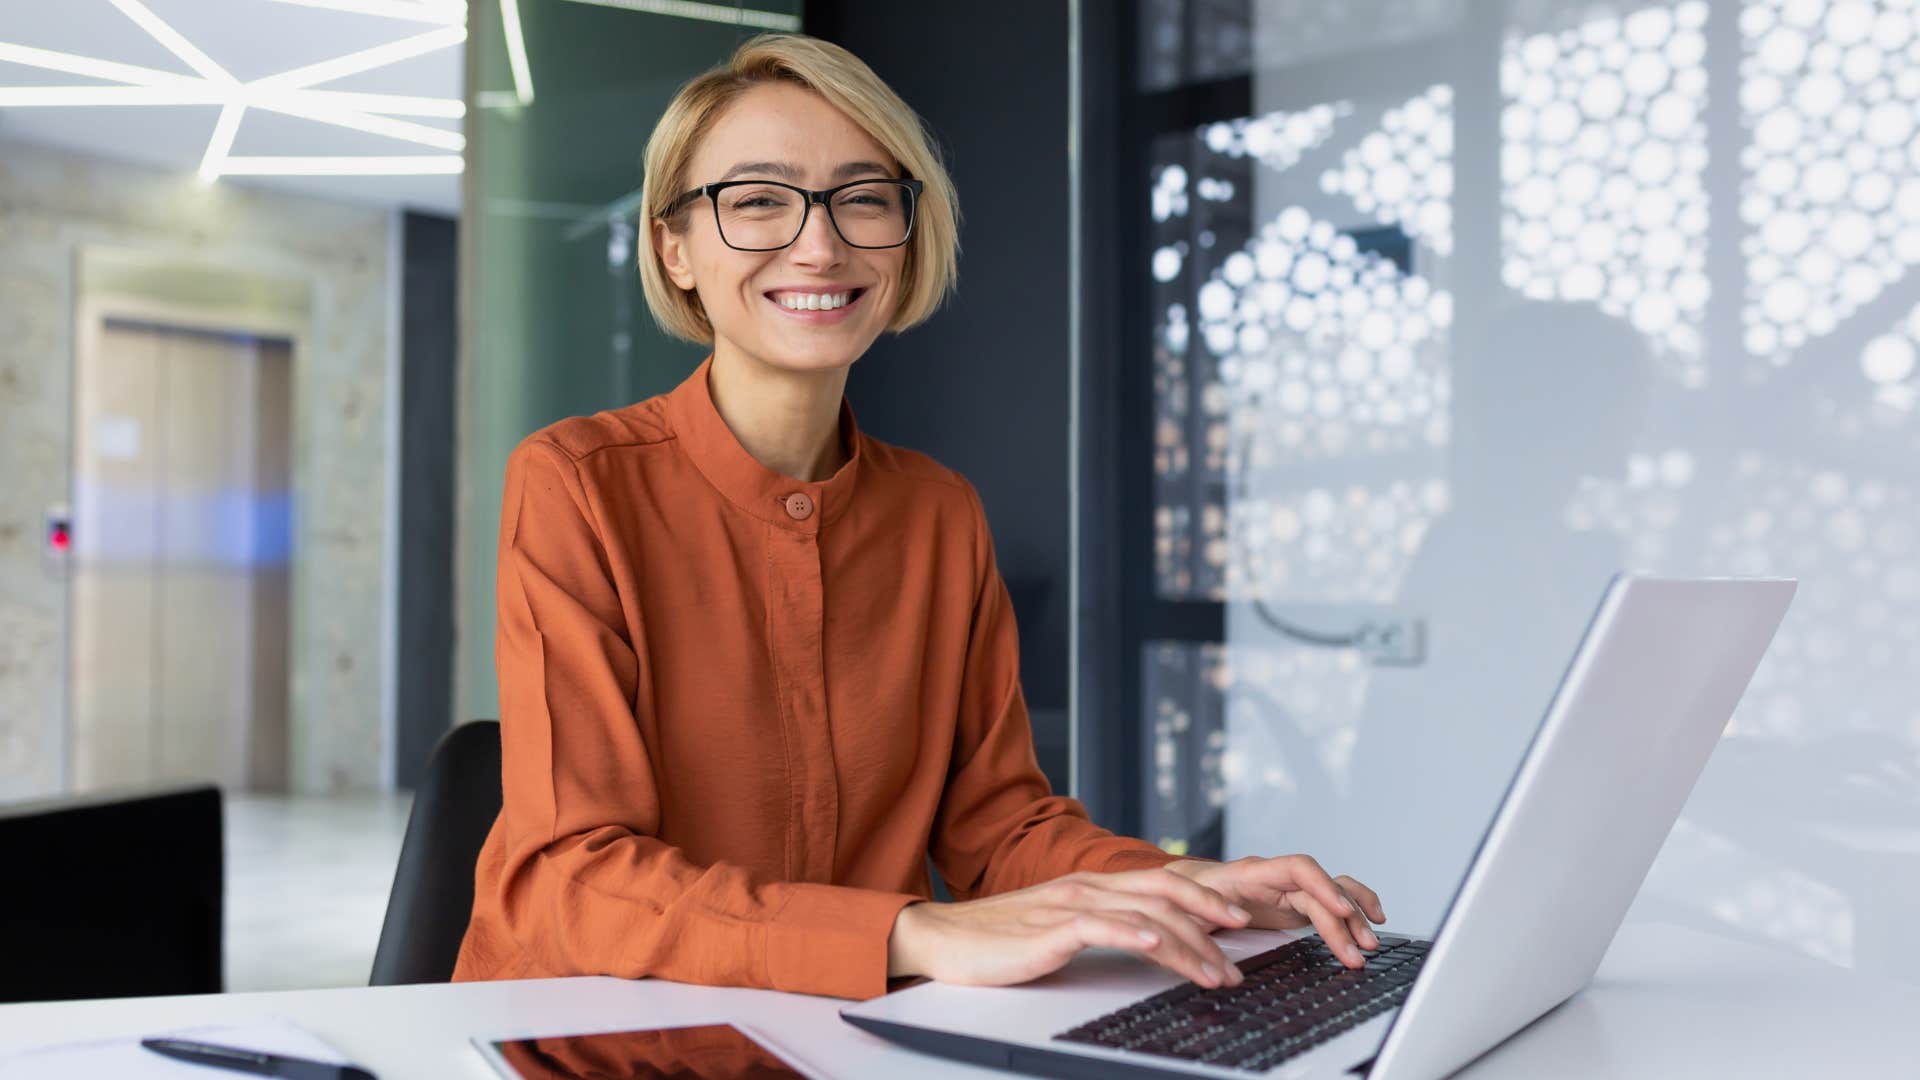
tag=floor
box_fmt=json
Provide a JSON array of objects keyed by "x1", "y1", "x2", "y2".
[{"x1": 224, "y1": 792, "x2": 413, "y2": 993}]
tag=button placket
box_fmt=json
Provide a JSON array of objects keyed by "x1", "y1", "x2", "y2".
[{"x1": 763, "y1": 524, "x2": 838, "y2": 882}]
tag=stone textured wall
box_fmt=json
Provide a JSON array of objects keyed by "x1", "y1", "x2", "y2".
[{"x1": 0, "y1": 138, "x2": 393, "y2": 797}]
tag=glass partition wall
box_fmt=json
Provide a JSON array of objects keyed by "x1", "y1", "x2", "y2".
[
  {"x1": 1103, "y1": 0, "x2": 1920, "y2": 983},
  {"x1": 459, "y1": 0, "x2": 802, "y2": 722}
]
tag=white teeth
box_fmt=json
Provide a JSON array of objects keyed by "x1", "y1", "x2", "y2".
[{"x1": 775, "y1": 291, "x2": 851, "y2": 311}]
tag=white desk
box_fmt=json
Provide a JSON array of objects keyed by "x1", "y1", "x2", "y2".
[{"x1": 1, "y1": 923, "x2": 1914, "y2": 1078}]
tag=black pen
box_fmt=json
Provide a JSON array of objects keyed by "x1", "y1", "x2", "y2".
[{"x1": 140, "y1": 1036, "x2": 378, "y2": 1080}]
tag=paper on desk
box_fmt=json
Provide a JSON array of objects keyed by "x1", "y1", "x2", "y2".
[{"x1": 0, "y1": 1018, "x2": 355, "y2": 1079}]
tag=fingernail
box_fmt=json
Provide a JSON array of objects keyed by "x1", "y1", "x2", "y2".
[
  {"x1": 1138, "y1": 929, "x2": 1160, "y2": 945},
  {"x1": 1200, "y1": 963, "x2": 1221, "y2": 984},
  {"x1": 1229, "y1": 962, "x2": 1244, "y2": 985},
  {"x1": 1344, "y1": 945, "x2": 1365, "y2": 964},
  {"x1": 1227, "y1": 904, "x2": 1252, "y2": 922}
]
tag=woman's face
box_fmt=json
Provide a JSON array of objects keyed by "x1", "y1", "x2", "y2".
[{"x1": 655, "y1": 82, "x2": 909, "y2": 377}]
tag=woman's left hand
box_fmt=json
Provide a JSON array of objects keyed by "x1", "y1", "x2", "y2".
[{"x1": 1164, "y1": 855, "x2": 1387, "y2": 969}]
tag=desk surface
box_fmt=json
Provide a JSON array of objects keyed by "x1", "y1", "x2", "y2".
[{"x1": 1, "y1": 923, "x2": 1914, "y2": 1078}]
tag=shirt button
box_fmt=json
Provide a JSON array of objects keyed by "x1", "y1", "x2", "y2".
[{"x1": 784, "y1": 492, "x2": 814, "y2": 520}]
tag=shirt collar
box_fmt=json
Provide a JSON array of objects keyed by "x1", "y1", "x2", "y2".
[{"x1": 666, "y1": 353, "x2": 863, "y2": 535}]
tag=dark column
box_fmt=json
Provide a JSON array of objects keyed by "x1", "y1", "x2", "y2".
[
  {"x1": 805, "y1": 1, "x2": 1076, "y2": 791},
  {"x1": 397, "y1": 210, "x2": 458, "y2": 788}
]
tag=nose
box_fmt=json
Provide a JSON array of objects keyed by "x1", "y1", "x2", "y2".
[{"x1": 787, "y1": 197, "x2": 847, "y2": 266}]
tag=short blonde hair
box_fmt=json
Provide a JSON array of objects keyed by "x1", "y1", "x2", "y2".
[{"x1": 640, "y1": 34, "x2": 961, "y2": 344}]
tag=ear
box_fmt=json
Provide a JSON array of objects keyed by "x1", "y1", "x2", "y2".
[{"x1": 652, "y1": 218, "x2": 698, "y2": 291}]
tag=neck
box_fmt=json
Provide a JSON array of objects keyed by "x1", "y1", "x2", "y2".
[{"x1": 707, "y1": 340, "x2": 850, "y2": 483}]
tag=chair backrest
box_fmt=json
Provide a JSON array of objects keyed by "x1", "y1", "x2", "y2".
[{"x1": 370, "y1": 720, "x2": 502, "y2": 985}]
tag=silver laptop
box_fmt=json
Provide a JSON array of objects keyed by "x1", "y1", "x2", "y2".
[{"x1": 843, "y1": 575, "x2": 1796, "y2": 1079}]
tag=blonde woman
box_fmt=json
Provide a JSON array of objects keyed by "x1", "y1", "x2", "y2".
[{"x1": 453, "y1": 33, "x2": 1385, "y2": 1001}]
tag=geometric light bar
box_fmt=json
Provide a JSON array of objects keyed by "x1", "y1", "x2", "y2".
[
  {"x1": 500, "y1": 0, "x2": 533, "y2": 105},
  {"x1": 558, "y1": 0, "x2": 800, "y2": 31},
  {"x1": 265, "y1": 0, "x2": 465, "y2": 24},
  {"x1": 0, "y1": 2, "x2": 470, "y2": 180},
  {"x1": 218, "y1": 154, "x2": 464, "y2": 175}
]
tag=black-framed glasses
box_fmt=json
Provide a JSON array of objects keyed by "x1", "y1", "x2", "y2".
[{"x1": 664, "y1": 177, "x2": 924, "y2": 251}]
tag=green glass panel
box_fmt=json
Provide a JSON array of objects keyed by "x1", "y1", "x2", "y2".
[{"x1": 461, "y1": 0, "x2": 804, "y2": 720}]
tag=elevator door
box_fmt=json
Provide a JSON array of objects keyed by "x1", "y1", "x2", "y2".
[{"x1": 69, "y1": 319, "x2": 292, "y2": 793}]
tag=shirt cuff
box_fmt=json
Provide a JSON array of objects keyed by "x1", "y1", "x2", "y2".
[{"x1": 763, "y1": 885, "x2": 922, "y2": 1000}]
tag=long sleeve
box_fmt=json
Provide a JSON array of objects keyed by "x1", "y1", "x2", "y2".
[
  {"x1": 476, "y1": 438, "x2": 918, "y2": 999},
  {"x1": 460, "y1": 356, "x2": 1178, "y2": 999},
  {"x1": 929, "y1": 477, "x2": 1181, "y2": 900}
]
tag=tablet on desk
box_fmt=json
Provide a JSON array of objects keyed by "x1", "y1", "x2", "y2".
[{"x1": 471, "y1": 1022, "x2": 823, "y2": 1080}]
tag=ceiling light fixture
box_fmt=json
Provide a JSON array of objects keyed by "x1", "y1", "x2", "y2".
[
  {"x1": 251, "y1": 93, "x2": 465, "y2": 151},
  {"x1": 251, "y1": 25, "x2": 467, "y2": 91},
  {"x1": 198, "y1": 103, "x2": 245, "y2": 180},
  {"x1": 0, "y1": 40, "x2": 204, "y2": 87},
  {"x1": 0, "y1": 9, "x2": 469, "y2": 181},
  {"x1": 107, "y1": 0, "x2": 236, "y2": 85},
  {"x1": 0, "y1": 86, "x2": 226, "y2": 107},
  {"x1": 499, "y1": 0, "x2": 534, "y2": 105},
  {"x1": 292, "y1": 89, "x2": 465, "y2": 119},
  {"x1": 0, "y1": 84, "x2": 463, "y2": 118},
  {"x1": 557, "y1": 0, "x2": 800, "y2": 31},
  {"x1": 217, "y1": 155, "x2": 464, "y2": 176},
  {"x1": 265, "y1": 0, "x2": 467, "y2": 25}
]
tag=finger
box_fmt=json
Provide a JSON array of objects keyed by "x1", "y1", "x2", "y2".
[
  {"x1": 1090, "y1": 909, "x2": 1233, "y2": 989},
  {"x1": 1335, "y1": 875, "x2": 1387, "y2": 925},
  {"x1": 1227, "y1": 857, "x2": 1348, "y2": 927},
  {"x1": 1108, "y1": 868, "x2": 1254, "y2": 930},
  {"x1": 1327, "y1": 882, "x2": 1379, "y2": 950},
  {"x1": 1064, "y1": 911, "x2": 1168, "y2": 957},
  {"x1": 1341, "y1": 899, "x2": 1380, "y2": 952},
  {"x1": 1085, "y1": 889, "x2": 1242, "y2": 987},
  {"x1": 1280, "y1": 855, "x2": 1361, "y2": 927},
  {"x1": 1039, "y1": 881, "x2": 1236, "y2": 987},
  {"x1": 1288, "y1": 892, "x2": 1367, "y2": 969}
]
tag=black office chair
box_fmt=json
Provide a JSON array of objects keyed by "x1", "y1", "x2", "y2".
[
  {"x1": 0, "y1": 784, "x2": 223, "y2": 1002},
  {"x1": 369, "y1": 720, "x2": 502, "y2": 986}
]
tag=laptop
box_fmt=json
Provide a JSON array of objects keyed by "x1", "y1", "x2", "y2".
[{"x1": 842, "y1": 575, "x2": 1796, "y2": 1079}]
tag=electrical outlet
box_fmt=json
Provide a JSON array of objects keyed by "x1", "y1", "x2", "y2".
[{"x1": 1354, "y1": 617, "x2": 1425, "y2": 666}]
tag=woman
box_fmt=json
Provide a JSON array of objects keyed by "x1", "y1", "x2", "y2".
[{"x1": 453, "y1": 33, "x2": 1385, "y2": 1001}]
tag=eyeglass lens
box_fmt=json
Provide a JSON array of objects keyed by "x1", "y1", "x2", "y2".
[{"x1": 714, "y1": 181, "x2": 915, "y2": 250}]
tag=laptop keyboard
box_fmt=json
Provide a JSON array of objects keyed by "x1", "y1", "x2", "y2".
[{"x1": 1054, "y1": 934, "x2": 1429, "y2": 1073}]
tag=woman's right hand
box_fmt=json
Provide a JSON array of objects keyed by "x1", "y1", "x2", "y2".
[{"x1": 885, "y1": 868, "x2": 1257, "y2": 990}]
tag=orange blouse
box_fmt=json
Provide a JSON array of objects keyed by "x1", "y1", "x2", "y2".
[{"x1": 452, "y1": 354, "x2": 1177, "y2": 1000}]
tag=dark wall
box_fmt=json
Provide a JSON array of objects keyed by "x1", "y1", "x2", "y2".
[
  {"x1": 397, "y1": 210, "x2": 458, "y2": 788},
  {"x1": 805, "y1": 2, "x2": 1074, "y2": 786}
]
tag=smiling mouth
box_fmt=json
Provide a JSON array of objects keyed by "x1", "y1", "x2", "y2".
[{"x1": 766, "y1": 287, "x2": 867, "y2": 312}]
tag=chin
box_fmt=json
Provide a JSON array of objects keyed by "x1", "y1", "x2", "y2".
[{"x1": 759, "y1": 337, "x2": 872, "y2": 375}]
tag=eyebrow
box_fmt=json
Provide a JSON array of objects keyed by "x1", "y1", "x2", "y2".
[{"x1": 716, "y1": 160, "x2": 895, "y2": 183}]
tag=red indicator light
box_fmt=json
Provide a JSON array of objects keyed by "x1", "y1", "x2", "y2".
[{"x1": 50, "y1": 526, "x2": 70, "y2": 552}]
